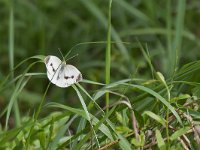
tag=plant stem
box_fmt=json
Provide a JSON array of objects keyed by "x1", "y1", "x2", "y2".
[
  {"x1": 9, "y1": 0, "x2": 20, "y2": 127},
  {"x1": 105, "y1": 0, "x2": 112, "y2": 113}
]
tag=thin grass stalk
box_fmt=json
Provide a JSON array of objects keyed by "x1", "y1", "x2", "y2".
[
  {"x1": 165, "y1": 85, "x2": 171, "y2": 149},
  {"x1": 172, "y1": 0, "x2": 186, "y2": 76},
  {"x1": 8, "y1": 0, "x2": 20, "y2": 128},
  {"x1": 167, "y1": 0, "x2": 172, "y2": 76},
  {"x1": 166, "y1": 0, "x2": 172, "y2": 148},
  {"x1": 105, "y1": 0, "x2": 112, "y2": 113}
]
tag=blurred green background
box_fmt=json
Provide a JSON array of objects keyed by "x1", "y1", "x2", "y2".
[{"x1": 1, "y1": 0, "x2": 200, "y2": 120}]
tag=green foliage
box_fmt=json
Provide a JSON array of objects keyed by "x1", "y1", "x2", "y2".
[{"x1": 1, "y1": 0, "x2": 200, "y2": 149}]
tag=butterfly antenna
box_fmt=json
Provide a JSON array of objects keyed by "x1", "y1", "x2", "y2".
[
  {"x1": 58, "y1": 48, "x2": 65, "y2": 61},
  {"x1": 64, "y1": 49, "x2": 72, "y2": 60},
  {"x1": 65, "y1": 53, "x2": 79, "y2": 62}
]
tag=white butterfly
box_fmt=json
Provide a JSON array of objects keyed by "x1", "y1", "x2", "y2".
[{"x1": 44, "y1": 55, "x2": 82, "y2": 88}]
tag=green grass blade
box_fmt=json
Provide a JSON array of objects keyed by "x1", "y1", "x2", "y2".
[
  {"x1": 104, "y1": 81, "x2": 182, "y2": 124},
  {"x1": 118, "y1": 134, "x2": 132, "y2": 150},
  {"x1": 72, "y1": 85, "x2": 100, "y2": 148},
  {"x1": 105, "y1": 0, "x2": 112, "y2": 113},
  {"x1": 8, "y1": 0, "x2": 20, "y2": 128},
  {"x1": 171, "y1": 0, "x2": 186, "y2": 76},
  {"x1": 127, "y1": 84, "x2": 182, "y2": 124},
  {"x1": 48, "y1": 102, "x2": 114, "y2": 140},
  {"x1": 72, "y1": 85, "x2": 91, "y2": 122},
  {"x1": 76, "y1": 83, "x2": 104, "y2": 114},
  {"x1": 166, "y1": 0, "x2": 172, "y2": 76},
  {"x1": 5, "y1": 60, "x2": 41, "y2": 130},
  {"x1": 71, "y1": 117, "x2": 86, "y2": 149},
  {"x1": 5, "y1": 76, "x2": 30, "y2": 129},
  {"x1": 137, "y1": 40, "x2": 155, "y2": 78},
  {"x1": 80, "y1": 0, "x2": 130, "y2": 60},
  {"x1": 9, "y1": 1, "x2": 14, "y2": 73}
]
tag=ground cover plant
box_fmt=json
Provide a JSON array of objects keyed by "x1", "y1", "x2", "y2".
[{"x1": 1, "y1": 0, "x2": 200, "y2": 149}]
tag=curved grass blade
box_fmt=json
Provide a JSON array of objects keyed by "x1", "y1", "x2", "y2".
[
  {"x1": 5, "y1": 60, "x2": 41, "y2": 129},
  {"x1": 104, "y1": 81, "x2": 182, "y2": 124},
  {"x1": 47, "y1": 102, "x2": 113, "y2": 141}
]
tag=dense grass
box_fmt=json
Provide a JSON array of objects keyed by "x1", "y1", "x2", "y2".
[{"x1": 1, "y1": 0, "x2": 200, "y2": 149}]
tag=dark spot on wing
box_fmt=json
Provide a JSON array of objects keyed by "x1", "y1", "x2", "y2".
[
  {"x1": 45, "y1": 56, "x2": 50, "y2": 64},
  {"x1": 64, "y1": 76, "x2": 69, "y2": 80},
  {"x1": 76, "y1": 74, "x2": 82, "y2": 82},
  {"x1": 71, "y1": 75, "x2": 74, "y2": 79},
  {"x1": 52, "y1": 67, "x2": 55, "y2": 72},
  {"x1": 49, "y1": 63, "x2": 56, "y2": 72}
]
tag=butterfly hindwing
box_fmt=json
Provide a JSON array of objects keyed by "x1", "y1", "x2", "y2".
[{"x1": 64, "y1": 65, "x2": 82, "y2": 84}]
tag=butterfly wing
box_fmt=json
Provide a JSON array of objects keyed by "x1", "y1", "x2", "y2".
[
  {"x1": 44, "y1": 55, "x2": 82, "y2": 88},
  {"x1": 44, "y1": 55, "x2": 62, "y2": 84},
  {"x1": 55, "y1": 64, "x2": 82, "y2": 88}
]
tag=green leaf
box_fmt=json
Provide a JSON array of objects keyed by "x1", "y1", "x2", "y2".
[
  {"x1": 156, "y1": 72, "x2": 166, "y2": 85},
  {"x1": 143, "y1": 111, "x2": 166, "y2": 126},
  {"x1": 170, "y1": 94, "x2": 191, "y2": 103},
  {"x1": 118, "y1": 134, "x2": 132, "y2": 150},
  {"x1": 131, "y1": 132, "x2": 145, "y2": 147},
  {"x1": 156, "y1": 129, "x2": 166, "y2": 150},
  {"x1": 48, "y1": 115, "x2": 73, "y2": 150},
  {"x1": 38, "y1": 129, "x2": 46, "y2": 150},
  {"x1": 170, "y1": 126, "x2": 190, "y2": 141},
  {"x1": 192, "y1": 85, "x2": 200, "y2": 98},
  {"x1": 116, "y1": 126, "x2": 132, "y2": 133},
  {"x1": 116, "y1": 112, "x2": 123, "y2": 124}
]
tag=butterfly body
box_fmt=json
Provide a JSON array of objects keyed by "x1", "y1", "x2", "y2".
[{"x1": 44, "y1": 55, "x2": 82, "y2": 88}]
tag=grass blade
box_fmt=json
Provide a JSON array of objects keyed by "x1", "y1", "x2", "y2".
[
  {"x1": 72, "y1": 85, "x2": 100, "y2": 148},
  {"x1": 105, "y1": 0, "x2": 112, "y2": 113},
  {"x1": 171, "y1": 0, "x2": 186, "y2": 76},
  {"x1": 80, "y1": 0, "x2": 130, "y2": 60},
  {"x1": 8, "y1": 0, "x2": 21, "y2": 128}
]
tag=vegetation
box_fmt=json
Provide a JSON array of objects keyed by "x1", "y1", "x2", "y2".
[{"x1": 1, "y1": 0, "x2": 200, "y2": 149}]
